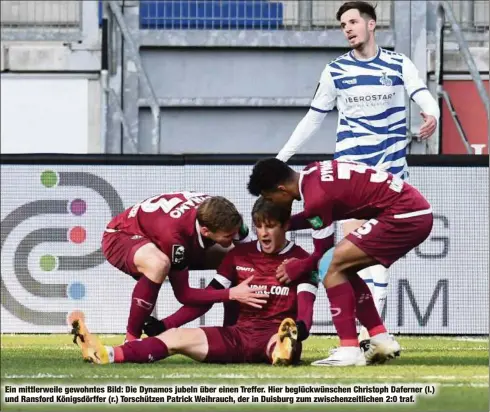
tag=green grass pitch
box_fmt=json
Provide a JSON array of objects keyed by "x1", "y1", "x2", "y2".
[{"x1": 1, "y1": 334, "x2": 488, "y2": 412}]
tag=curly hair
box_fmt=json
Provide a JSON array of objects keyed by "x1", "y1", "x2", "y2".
[{"x1": 247, "y1": 158, "x2": 295, "y2": 197}]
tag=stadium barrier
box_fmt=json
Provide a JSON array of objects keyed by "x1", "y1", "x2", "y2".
[{"x1": 0, "y1": 154, "x2": 488, "y2": 335}]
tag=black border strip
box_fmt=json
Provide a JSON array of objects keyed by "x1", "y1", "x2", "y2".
[{"x1": 0, "y1": 153, "x2": 488, "y2": 167}]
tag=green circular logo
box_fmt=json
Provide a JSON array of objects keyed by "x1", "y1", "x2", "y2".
[
  {"x1": 40, "y1": 171, "x2": 58, "y2": 188},
  {"x1": 40, "y1": 255, "x2": 57, "y2": 271}
]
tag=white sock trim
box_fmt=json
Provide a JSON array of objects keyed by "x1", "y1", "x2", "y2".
[{"x1": 106, "y1": 346, "x2": 115, "y2": 363}]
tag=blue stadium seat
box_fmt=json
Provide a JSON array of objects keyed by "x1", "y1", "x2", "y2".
[{"x1": 139, "y1": 0, "x2": 283, "y2": 30}]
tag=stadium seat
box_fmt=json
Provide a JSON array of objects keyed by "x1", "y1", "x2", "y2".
[{"x1": 139, "y1": 0, "x2": 283, "y2": 30}]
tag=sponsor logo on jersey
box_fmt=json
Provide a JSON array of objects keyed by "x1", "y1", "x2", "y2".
[
  {"x1": 131, "y1": 235, "x2": 143, "y2": 240},
  {"x1": 344, "y1": 92, "x2": 396, "y2": 107},
  {"x1": 342, "y1": 79, "x2": 357, "y2": 85},
  {"x1": 308, "y1": 216, "x2": 324, "y2": 229},
  {"x1": 171, "y1": 244, "x2": 186, "y2": 268},
  {"x1": 250, "y1": 284, "x2": 290, "y2": 296},
  {"x1": 236, "y1": 266, "x2": 254, "y2": 273}
]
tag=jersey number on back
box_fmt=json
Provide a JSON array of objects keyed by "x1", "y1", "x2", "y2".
[
  {"x1": 337, "y1": 163, "x2": 403, "y2": 193},
  {"x1": 128, "y1": 191, "x2": 208, "y2": 218}
]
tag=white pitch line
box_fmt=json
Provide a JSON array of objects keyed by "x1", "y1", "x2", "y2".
[{"x1": 4, "y1": 373, "x2": 488, "y2": 381}]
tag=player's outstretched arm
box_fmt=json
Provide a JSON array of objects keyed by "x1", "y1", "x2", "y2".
[
  {"x1": 276, "y1": 69, "x2": 337, "y2": 162},
  {"x1": 169, "y1": 270, "x2": 268, "y2": 308},
  {"x1": 277, "y1": 234, "x2": 334, "y2": 284},
  {"x1": 288, "y1": 211, "x2": 312, "y2": 231},
  {"x1": 160, "y1": 279, "x2": 222, "y2": 329},
  {"x1": 276, "y1": 109, "x2": 328, "y2": 162},
  {"x1": 144, "y1": 278, "x2": 243, "y2": 337}
]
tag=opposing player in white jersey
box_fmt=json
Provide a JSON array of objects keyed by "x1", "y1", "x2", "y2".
[{"x1": 276, "y1": 1, "x2": 440, "y2": 346}]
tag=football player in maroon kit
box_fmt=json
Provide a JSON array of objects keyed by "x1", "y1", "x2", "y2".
[
  {"x1": 247, "y1": 158, "x2": 433, "y2": 366},
  {"x1": 101, "y1": 192, "x2": 263, "y2": 343},
  {"x1": 71, "y1": 197, "x2": 318, "y2": 366}
]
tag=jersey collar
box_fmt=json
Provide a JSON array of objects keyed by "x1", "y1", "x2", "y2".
[
  {"x1": 349, "y1": 46, "x2": 381, "y2": 63},
  {"x1": 299, "y1": 165, "x2": 318, "y2": 202},
  {"x1": 195, "y1": 220, "x2": 205, "y2": 248},
  {"x1": 195, "y1": 219, "x2": 216, "y2": 249},
  {"x1": 256, "y1": 240, "x2": 295, "y2": 255},
  {"x1": 298, "y1": 172, "x2": 305, "y2": 202}
]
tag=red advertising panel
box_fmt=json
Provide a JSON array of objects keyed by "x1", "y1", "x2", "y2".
[{"x1": 441, "y1": 80, "x2": 489, "y2": 154}]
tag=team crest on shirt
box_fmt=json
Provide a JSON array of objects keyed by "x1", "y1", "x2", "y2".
[
  {"x1": 171, "y1": 244, "x2": 186, "y2": 269},
  {"x1": 380, "y1": 72, "x2": 393, "y2": 87},
  {"x1": 308, "y1": 216, "x2": 324, "y2": 229}
]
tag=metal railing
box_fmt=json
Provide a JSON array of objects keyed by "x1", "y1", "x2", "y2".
[
  {"x1": 435, "y1": 1, "x2": 490, "y2": 154},
  {"x1": 106, "y1": 0, "x2": 161, "y2": 154},
  {"x1": 0, "y1": 0, "x2": 83, "y2": 41},
  {"x1": 445, "y1": 0, "x2": 489, "y2": 31}
]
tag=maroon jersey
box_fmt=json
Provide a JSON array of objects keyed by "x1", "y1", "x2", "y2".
[
  {"x1": 300, "y1": 160, "x2": 431, "y2": 235},
  {"x1": 215, "y1": 241, "x2": 319, "y2": 330},
  {"x1": 106, "y1": 191, "x2": 212, "y2": 270}
]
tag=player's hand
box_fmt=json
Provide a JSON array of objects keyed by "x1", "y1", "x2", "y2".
[
  {"x1": 276, "y1": 260, "x2": 293, "y2": 285},
  {"x1": 277, "y1": 258, "x2": 306, "y2": 285},
  {"x1": 418, "y1": 112, "x2": 437, "y2": 140},
  {"x1": 229, "y1": 276, "x2": 269, "y2": 309}
]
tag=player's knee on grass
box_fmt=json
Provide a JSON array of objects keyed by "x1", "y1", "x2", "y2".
[{"x1": 134, "y1": 244, "x2": 170, "y2": 284}]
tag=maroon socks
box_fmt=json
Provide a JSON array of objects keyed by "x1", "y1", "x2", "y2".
[{"x1": 126, "y1": 276, "x2": 162, "y2": 341}]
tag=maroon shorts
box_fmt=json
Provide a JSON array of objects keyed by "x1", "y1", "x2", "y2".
[
  {"x1": 346, "y1": 209, "x2": 433, "y2": 268},
  {"x1": 101, "y1": 230, "x2": 151, "y2": 277},
  {"x1": 202, "y1": 325, "x2": 278, "y2": 364}
]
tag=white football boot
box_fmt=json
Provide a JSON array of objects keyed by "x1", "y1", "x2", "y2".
[
  {"x1": 364, "y1": 333, "x2": 401, "y2": 365},
  {"x1": 312, "y1": 346, "x2": 366, "y2": 367}
]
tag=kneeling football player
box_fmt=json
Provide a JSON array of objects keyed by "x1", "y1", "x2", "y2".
[{"x1": 71, "y1": 197, "x2": 318, "y2": 366}]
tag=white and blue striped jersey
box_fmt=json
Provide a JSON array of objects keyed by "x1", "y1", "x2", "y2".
[{"x1": 310, "y1": 48, "x2": 429, "y2": 178}]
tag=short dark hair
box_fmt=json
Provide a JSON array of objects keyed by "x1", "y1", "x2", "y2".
[
  {"x1": 252, "y1": 197, "x2": 291, "y2": 227},
  {"x1": 247, "y1": 158, "x2": 294, "y2": 197},
  {"x1": 197, "y1": 196, "x2": 242, "y2": 232},
  {"x1": 336, "y1": 1, "x2": 377, "y2": 22}
]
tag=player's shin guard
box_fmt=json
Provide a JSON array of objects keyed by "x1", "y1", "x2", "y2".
[
  {"x1": 111, "y1": 337, "x2": 169, "y2": 364},
  {"x1": 126, "y1": 276, "x2": 162, "y2": 341},
  {"x1": 326, "y1": 282, "x2": 358, "y2": 347}
]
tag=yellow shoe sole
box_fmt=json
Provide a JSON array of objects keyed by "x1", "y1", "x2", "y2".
[
  {"x1": 272, "y1": 318, "x2": 298, "y2": 366},
  {"x1": 70, "y1": 315, "x2": 109, "y2": 365}
]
